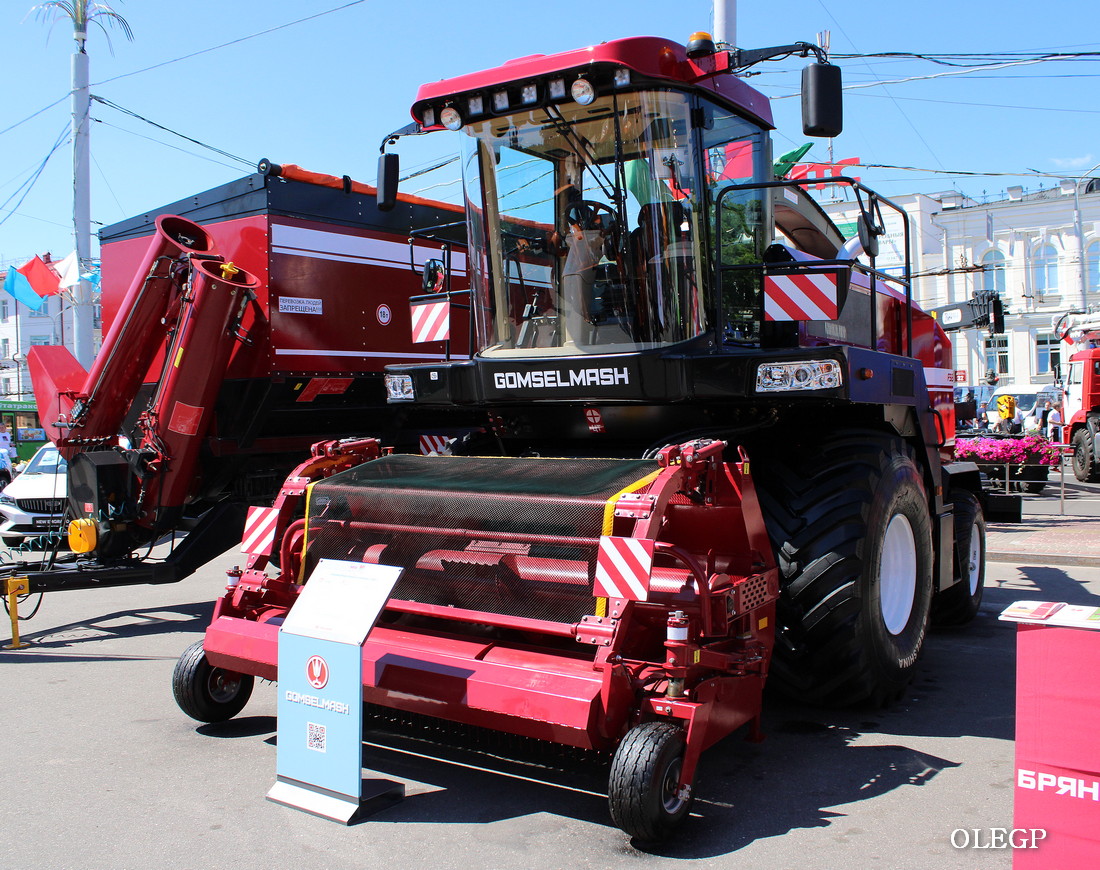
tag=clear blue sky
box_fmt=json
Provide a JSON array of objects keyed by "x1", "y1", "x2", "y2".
[{"x1": 2, "y1": 0, "x2": 1098, "y2": 266}]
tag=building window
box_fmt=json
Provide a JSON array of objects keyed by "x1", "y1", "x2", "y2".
[
  {"x1": 1036, "y1": 332, "x2": 1062, "y2": 378},
  {"x1": 1088, "y1": 240, "x2": 1100, "y2": 292},
  {"x1": 2, "y1": 378, "x2": 10, "y2": 396},
  {"x1": 981, "y1": 249, "x2": 1006, "y2": 295},
  {"x1": 0, "y1": 339, "x2": 8, "y2": 359},
  {"x1": 0, "y1": 299, "x2": 7, "y2": 322},
  {"x1": 985, "y1": 334, "x2": 1009, "y2": 376},
  {"x1": 1032, "y1": 243, "x2": 1059, "y2": 295},
  {"x1": 29, "y1": 335, "x2": 51, "y2": 346}
]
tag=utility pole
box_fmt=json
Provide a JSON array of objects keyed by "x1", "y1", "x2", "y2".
[
  {"x1": 32, "y1": 1, "x2": 132, "y2": 369},
  {"x1": 72, "y1": 28, "x2": 93, "y2": 368},
  {"x1": 713, "y1": 0, "x2": 736, "y2": 48}
]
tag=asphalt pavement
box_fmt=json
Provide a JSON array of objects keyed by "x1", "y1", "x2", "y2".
[
  {"x1": 987, "y1": 464, "x2": 1100, "y2": 566},
  {"x1": 2, "y1": 473, "x2": 1099, "y2": 869}
]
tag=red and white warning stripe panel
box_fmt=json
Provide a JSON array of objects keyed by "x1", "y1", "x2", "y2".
[
  {"x1": 241, "y1": 506, "x2": 279, "y2": 556},
  {"x1": 764, "y1": 272, "x2": 839, "y2": 322},
  {"x1": 594, "y1": 536, "x2": 654, "y2": 601},
  {"x1": 411, "y1": 299, "x2": 450, "y2": 343},
  {"x1": 419, "y1": 434, "x2": 452, "y2": 455}
]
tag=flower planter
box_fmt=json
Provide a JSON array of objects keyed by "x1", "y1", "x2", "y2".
[
  {"x1": 974, "y1": 461, "x2": 1049, "y2": 494},
  {"x1": 957, "y1": 434, "x2": 1059, "y2": 495}
]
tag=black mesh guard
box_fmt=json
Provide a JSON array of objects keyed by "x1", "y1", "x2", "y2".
[{"x1": 304, "y1": 455, "x2": 655, "y2": 624}]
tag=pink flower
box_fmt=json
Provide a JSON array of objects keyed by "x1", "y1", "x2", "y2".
[{"x1": 955, "y1": 434, "x2": 1059, "y2": 467}]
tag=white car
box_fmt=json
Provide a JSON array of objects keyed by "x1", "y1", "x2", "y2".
[{"x1": 0, "y1": 443, "x2": 68, "y2": 548}]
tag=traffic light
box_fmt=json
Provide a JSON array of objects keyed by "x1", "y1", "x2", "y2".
[{"x1": 991, "y1": 296, "x2": 1005, "y2": 334}]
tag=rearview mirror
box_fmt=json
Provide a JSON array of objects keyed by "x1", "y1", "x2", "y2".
[
  {"x1": 377, "y1": 152, "x2": 400, "y2": 212},
  {"x1": 857, "y1": 214, "x2": 880, "y2": 259},
  {"x1": 801, "y1": 63, "x2": 843, "y2": 138}
]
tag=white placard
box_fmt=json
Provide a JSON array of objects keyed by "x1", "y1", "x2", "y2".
[
  {"x1": 280, "y1": 559, "x2": 402, "y2": 645},
  {"x1": 278, "y1": 296, "x2": 323, "y2": 315}
]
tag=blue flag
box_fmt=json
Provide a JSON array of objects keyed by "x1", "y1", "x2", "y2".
[{"x1": 3, "y1": 266, "x2": 45, "y2": 311}]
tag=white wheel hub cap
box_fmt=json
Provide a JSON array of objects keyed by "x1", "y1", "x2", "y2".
[
  {"x1": 880, "y1": 513, "x2": 917, "y2": 636},
  {"x1": 965, "y1": 520, "x2": 982, "y2": 595}
]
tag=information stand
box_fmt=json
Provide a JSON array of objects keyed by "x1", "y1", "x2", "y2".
[
  {"x1": 1000, "y1": 601, "x2": 1100, "y2": 867},
  {"x1": 267, "y1": 559, "x2": 404, "y2": 824}
]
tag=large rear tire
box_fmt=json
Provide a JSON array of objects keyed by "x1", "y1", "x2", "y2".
[
  {"x1": 932, "y1": 490, "x2": 985, "y2": 625},
  {"x1": 753, "y1": 431, "x2": 934, "y2": 707},
  {"x1": 1072, "y1": 428, "x2": 1100, "y2": 483},
  {"x1": 173, "y1": 640, "x2": 254, "y2": 723},
  {"x1": 608, "y1": 721, "x2": 692, "y2": 842}
]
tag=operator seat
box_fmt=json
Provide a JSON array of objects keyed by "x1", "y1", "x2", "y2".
[{"x1": 631, "y1": 202, "x2": 693, "y2": 342}]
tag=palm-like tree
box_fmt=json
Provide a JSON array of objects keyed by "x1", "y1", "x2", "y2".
[
  {"x1": 29, "y1": 1, "x2": 132, "y2": 368},
  {"x1": 31, "y1": 1, "x2": 133, "y2": 50}
]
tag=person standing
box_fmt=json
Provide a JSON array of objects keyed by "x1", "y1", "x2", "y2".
[{"x1": 1047, "y1": 403, "x2": 1063, "y2": 442}]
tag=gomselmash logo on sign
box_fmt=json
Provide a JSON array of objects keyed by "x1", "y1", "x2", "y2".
[
  {"x1": 306, "y1": 655, "x2": 329, "y2": 689},
  {"x1": 492, "y1": 366, "x2": 630, "y2": 390}
]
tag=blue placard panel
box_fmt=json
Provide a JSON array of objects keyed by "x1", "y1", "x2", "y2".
[{"x1": 276, "y1": 633, "x2": 363, "y2": 799}]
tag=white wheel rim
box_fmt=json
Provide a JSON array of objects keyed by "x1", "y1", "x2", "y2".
[
  {"x1": 880, "y1": 513, "x2": 917, "y2": 636},
  {"x1": 965, "y1": 520, "x2": 982, "y2": 596}
]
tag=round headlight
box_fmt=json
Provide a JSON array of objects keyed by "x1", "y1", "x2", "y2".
[
  {"x1": 570, "y1": 78, "x2": 596, "y2": 106},
  {"x1": 440, "y1": 106, "x2": 464, "y2": 131}
]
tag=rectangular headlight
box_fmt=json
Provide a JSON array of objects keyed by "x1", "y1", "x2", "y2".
[
  {"x1": 384, "y1": 374, "x2": 415, "y2": 401},
  {"x1": 756, "y1": 360, "x2": 843, "y2": 393}
]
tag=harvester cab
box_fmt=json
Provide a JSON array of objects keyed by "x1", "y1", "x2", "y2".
[{"x1": 378, "y1": 35, "x2": 948, "y2": 459}]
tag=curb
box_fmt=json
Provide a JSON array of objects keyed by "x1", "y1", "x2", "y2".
[{"x1": 987, "y1": 551, "x2": 1100, "y2": 568}]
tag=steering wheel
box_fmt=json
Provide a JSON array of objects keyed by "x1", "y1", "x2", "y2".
[{"x1": 565, "y1": 200, "x2": 620, "y2": 235}]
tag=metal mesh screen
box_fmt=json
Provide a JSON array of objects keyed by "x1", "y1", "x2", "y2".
[{"x1": 304, "y1": 455, "x2": 654, "y2": 624}]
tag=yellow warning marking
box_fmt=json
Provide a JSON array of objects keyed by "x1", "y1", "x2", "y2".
[
  {"x1": 298, "y1": 481, "x2": 316, "y2": 584},
  {"x1": 600, "y1": 469, "x2": 662, "y2": 535},
  {"x1": 174, "y1": 346, "x2": 184, "y2": 368},
  {"x1": 595, "y1": 597, "x2": 607, "y2": 618},
  {"x1": 758, "y1": 616, "x2": 769, "y2": 630},
  {"x1": 693, "y1": 649, "x2": 701, "y2": 664}
]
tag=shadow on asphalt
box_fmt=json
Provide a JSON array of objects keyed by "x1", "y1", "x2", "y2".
[
  {"x1": 202, "y1": 600, "x2": 1004, "y2": 859},
  {"x1": 990, "y1": 564, "x2": 1100, "y2": 606},
  {"x1": 198, "y1": 715, "x2": 278, "y2": 739},
  {"x1": 0, "y1": 600, "x2": 213, "y2": 662}
]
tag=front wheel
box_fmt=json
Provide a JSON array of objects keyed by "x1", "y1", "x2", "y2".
[
  {"x1": 173, "y1": 640, "x2": 254, "y2": 722},
  {"x1": 608, "y1": 721, "x2": 693, "y2": 842},
  {"x1": 1073, "y1": 428, "x2": 1100, "y2": 482},
  {"x1": 753, "y1": 432, "x2": 934, "y2": 707}
]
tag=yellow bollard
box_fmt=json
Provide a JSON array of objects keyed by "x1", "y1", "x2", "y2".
[{"x1": 4, "y1": 576, "x2": 30, "y2": 649}]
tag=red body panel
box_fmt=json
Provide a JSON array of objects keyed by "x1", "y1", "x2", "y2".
[
  {"x1": 205, "y1": 615, "x2": 608, "y2": 749},
  {"x1": 98, "y1": 214, "x2": 469, "y2": 384},
  {"x1": 414, "y1": 36, "x2": 773, "y2": 130}
]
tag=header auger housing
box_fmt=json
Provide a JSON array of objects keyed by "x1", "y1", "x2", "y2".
[{"x1": 182, "y1": 437, "x2": 777, "y2": 840}]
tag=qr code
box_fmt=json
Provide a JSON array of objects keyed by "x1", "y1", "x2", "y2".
[{"x1": 307, "y1": 722, "x2": 326, "y2": 753}]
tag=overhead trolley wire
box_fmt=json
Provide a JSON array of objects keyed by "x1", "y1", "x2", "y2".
[
  {"x1": 0, "y1": 123, "x2": 70, "y2": 229},
  {"x1": 91, "y1": 0, "x2": 370, "y2": 87},
  {"x1": 92, "y1": 97, "x2": 254, "y2": 168}
]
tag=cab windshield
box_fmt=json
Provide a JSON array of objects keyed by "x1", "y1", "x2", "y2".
[{"x1": 459, "y1": 89, "x2": 768, "y2": 357}]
